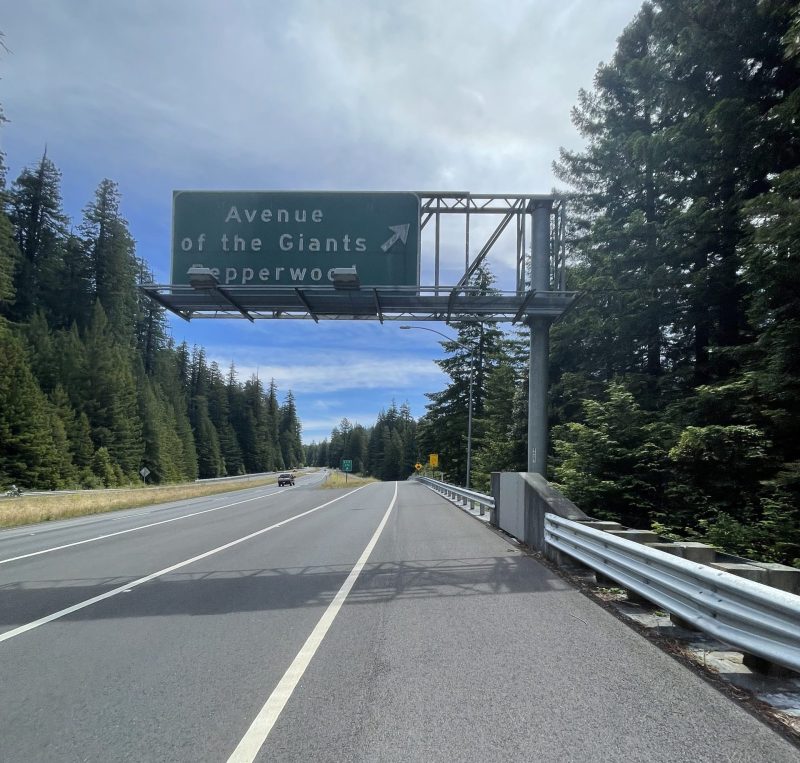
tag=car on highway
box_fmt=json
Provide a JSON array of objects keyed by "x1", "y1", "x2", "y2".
[{"x1": 278, "y1": 473, "x2": 295, "y2": 486}]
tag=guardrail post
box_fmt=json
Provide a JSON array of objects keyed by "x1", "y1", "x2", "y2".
[
  {"x1": 669, "y1": 613, "x2": 698, "y2": 630},
  {"x1": 742, "y1": 653, "x2": 796, "y2": 678},
  {"x1": 548, "y1": 544, "x2": 593, "y2": 575},
  {"x1": 624, "y1": 589, "x2": 651, "y2": 605}
]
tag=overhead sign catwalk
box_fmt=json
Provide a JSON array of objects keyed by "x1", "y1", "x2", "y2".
[{"x1": 171, "y1": 191, "x2": 421, "y2": 287}]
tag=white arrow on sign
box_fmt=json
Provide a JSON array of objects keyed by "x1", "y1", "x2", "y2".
[{"x1": 380, "y1": 224, "x2": 410, "y2": 253}]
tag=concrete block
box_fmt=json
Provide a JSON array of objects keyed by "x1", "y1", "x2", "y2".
[
  {"x1": 579, "y1": 521, "x2": 624, "y2": 531},
  {"x1": 648, "y1": 542, "x2": 683, "y2": 556},
  {"x1": 606, "y1": 529, "x2": 661, "y2": 545},
  {"x1": 674, "y1": 542, "x2": 718, "y2": 564},
  {"x1": 711, "y1": 562, "x2": 769, "y2": 585},
  {"x1": 647, "y1": 542, "x2": 718, "y2": 565},
  {"x1": 750, "y1": 562, "x2": 800, "y2": 595}
]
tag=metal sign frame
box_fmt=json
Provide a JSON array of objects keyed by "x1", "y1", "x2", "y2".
[{"x1": 141, "y1": 192, "x2": 577, "y2": 326}]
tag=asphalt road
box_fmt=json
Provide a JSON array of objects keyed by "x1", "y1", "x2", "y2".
[{"x1": 0, "y1": 476, "x2": 796, "y2": 762}]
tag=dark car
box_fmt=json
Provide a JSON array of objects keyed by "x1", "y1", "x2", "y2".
[{"x1": 278, "y1": 473, "x2": 295, "y2": 486}]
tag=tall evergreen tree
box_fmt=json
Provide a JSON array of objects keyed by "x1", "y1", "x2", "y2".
[
  {"x1": 0, "y1": 208, "x2": 18, "y2": 316},
  {"x1": 137, "y1": 371, "x2": 189, "y2": 484},
  {"x1": 279, "y1": 391, "x2": 304, "y2": 468},
  {"x1": 52, "y1": 322, "x2": 90, "y2": 414},
  {"x1": 208, "y1": 361, "x2": 243, "y2": 475},
  {"x1": 50, "y1": 384, "x2": 94, "y2": 485},
  {"x1": 417, "y1": 321, "x2": 504, "y2": 484},
  {"x1": 0, "y1": 322, "x2": 66, "y2": 488},
  {"x1": 135, "y1": 259, "x2": 168, "y2": 375},
  {"x1": 8, "y1": 152, "x2": 68, "y2": 321},
  {"x1": 23, "y1": 310, "x2": 57, "y2": 393},
  {"x1": 46, "y1": 233, "x2": 93, "y2": 331},
  {"x1": 188, "y1": 347, "x2": 224, "y2": 477},
  {"x1": 82, "y1": 301, "x2": 143, "y2": 481},
  {"x1": 471, "y1": 362, "x2": 522, "y2": 491},
  {"x1": 265, "y1": 380, "x2": 284, "y2": 470},
  {"x1": 416, "y1": 267, "x2": 504, "y2": 483},
  {"x1": 153, "y1": 345, "x2": 198, "y2": 480},
  {"x1": 81, "y1": 179, "x2": 138, "y2": 342}
]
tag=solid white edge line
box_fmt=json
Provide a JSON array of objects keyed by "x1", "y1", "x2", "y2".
[
  {"x1": 0, "y1": 484, "x2": 369, "y2": 644},
  {"x1": 0, "y1": 488, "x2": 290, "y2": 566},
  {"x1": 226, "y1": 481, "x2": 399, "y2": 763}
]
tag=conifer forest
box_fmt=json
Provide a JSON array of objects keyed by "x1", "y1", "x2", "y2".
[{"x1": 0, "y1": 165, "x2": 304, "y2": 487}]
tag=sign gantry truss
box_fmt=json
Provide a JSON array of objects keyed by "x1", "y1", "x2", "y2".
[{"x1": 141, "y1": 192, "x2": 576, "y2": 325}]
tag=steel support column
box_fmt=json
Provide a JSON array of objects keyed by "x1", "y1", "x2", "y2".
[
  {"x1": 527, "y1": 318, "x2": 550, "y2": 474},
  {"x1": 528, "y1": 201, "x2": 553, "y2": 475}
]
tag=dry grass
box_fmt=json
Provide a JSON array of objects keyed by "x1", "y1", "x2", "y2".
[
  {"x1": 0, "y1": 476, "x2": 279, "y2": 529},
  {"x1": 319, "y1": 471, "x2": 377, "y2": 489}
]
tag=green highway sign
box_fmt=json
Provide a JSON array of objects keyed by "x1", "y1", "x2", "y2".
[
  {"x1": 341, "y1": 459, "x2": 353, "y2": 473},
  {"x1": 171, "y1": 191, "x2": 420, "y2": 288}
]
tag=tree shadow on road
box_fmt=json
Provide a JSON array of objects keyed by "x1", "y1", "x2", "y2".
[{"x1": 0, "y1": 553, "x2": 573, "y2": 626}]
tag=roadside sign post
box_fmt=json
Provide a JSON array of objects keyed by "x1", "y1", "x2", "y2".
[
  {"x1": 341, "y1": 459, "x2": 353, "y2": 484},
  {"x1": 139, "y1": 467, "x2": 150, "y2": 485}
]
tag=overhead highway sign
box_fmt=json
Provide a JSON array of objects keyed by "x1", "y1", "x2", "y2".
[{"x1": 172, "y1": 191, "x2": 420, "y2": 288}]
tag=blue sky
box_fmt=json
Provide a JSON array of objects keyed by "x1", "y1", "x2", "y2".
[{"x1": 0, "y1": 0, "x2": 641, "y2": 443}]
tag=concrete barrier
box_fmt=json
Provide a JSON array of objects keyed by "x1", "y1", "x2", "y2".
[{"x1": 491, "y1": 472, "x2": 589, "y2": 550}]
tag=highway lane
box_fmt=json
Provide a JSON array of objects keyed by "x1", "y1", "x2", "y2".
[
  {"x1": 0, "y1": 472, "x2": 332, "y2": 633},
  {"x1": 0, "y1": 480, "x2": 797, "y2": 762},
  {"x1": 0, "y1": 478, "x2": 392, "y2": 761},
  {"x1": 0, "y1": 470, "x2": 326, "y2": 566}
]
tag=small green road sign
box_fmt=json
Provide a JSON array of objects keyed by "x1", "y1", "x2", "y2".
[
  {"x1": 172, "y1": 191, "x2": 420, "y2": 288},
  {"x1": 341, "y1": 459, "x2": 353, "y2": 473}
]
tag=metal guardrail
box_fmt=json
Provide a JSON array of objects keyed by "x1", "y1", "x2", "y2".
[
  {"x1": 195, "y1": 471, "x2": 285, "y2": 484},
  {"x1": 416, "y1": 477, "x2": 494, "y2": 516},
  {"x1": 545, "y1": 514, "x2": 800, "y2": 673}
]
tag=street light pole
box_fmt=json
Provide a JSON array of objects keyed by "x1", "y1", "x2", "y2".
[
  {"x1": 465, "y1": 352, "x2": 474, "y2": 489},
  {"x1": 400, "y1": 324, "x2": 475, "y2": 489}
]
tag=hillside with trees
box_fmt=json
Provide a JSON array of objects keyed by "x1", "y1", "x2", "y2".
[
  {"x1": 0, "y1": 151, "x2": 303, "y2": 488},
  {"x1": 548, "y1": 0, "x2": 800, "y2": 566},
  {"x1": 416, "y1": 1, "x2": 800, "y2": 567}
]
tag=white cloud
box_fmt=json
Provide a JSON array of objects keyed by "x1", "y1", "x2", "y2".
[
  {"x1": 207, "y1": 350, "x2": 446, "y2": 394},
  {"x1": 2, "y1": 0, "x2": 639, "y2": 194}
]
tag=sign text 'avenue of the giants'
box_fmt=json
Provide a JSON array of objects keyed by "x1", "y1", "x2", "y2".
[{"x1": 171, "y1": 191, "x2": 421, "y2": 288}]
